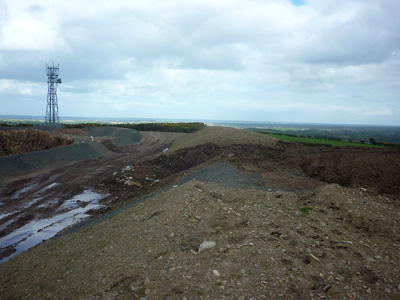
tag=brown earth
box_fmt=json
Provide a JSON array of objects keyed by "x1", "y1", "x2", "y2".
[
  {"x1": 0, "y1": 126, "x2": 399, "y2": 300},
  {"x1": 0, "y1": 130, "x2": 185, "y2": 241},
  {"x1": 0, "y1": 129, "x2": 74, "y2": 156}
]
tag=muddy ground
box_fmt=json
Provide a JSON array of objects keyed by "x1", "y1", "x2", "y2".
[
  {"x1": 0, "y1": 130, "x2": 185, "y2": 259},
  {"x1": 0, "y1": 126, "x2": 399, "y2": 300}
]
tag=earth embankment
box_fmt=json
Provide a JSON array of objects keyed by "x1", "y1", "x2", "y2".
[
  {"x1": 0, "y1": 129, "x2": 74, "y2": 156},
  {"x1": 0, "y1": 142, "x2": 108, "y2": 179},
  {"x1": 0, "y1": 130, "x2": 185, "y2": 260},
  {"x1": 0, "y1": 126, "x2": 399, "y2": 300},
  {"x1": 0, "y1": 127, "x2": 141, "y2": 184}
]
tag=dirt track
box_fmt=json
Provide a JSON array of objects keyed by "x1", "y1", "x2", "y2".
[
  {"x1": 0, "y1": 126, "x2": 399, "y2": 299},
  {"x1": 0, "y1": 131, "x2": 185, "y2": 259}
]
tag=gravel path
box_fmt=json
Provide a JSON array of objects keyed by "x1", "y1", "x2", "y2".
[{"x1": 56, "y1": 162, "x2": 269, "y2": 237}]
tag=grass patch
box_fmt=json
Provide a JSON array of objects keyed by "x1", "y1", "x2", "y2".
[
  {"x1": 299, "y1": 207, "x2": 313, "y2": 215},
  {"x1": 265, "y1": 133, "x2": 383, "y2": 148}
]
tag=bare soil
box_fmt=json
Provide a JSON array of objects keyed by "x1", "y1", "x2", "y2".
[
  {"x1": 0, "y1": 131, "x2": 185, "y2": 245},
  {"x1": 0, "y1": 126, "x2": 399, "y2": 300},
  {"x1": 0, "y1": 129, "x2": 74, "y2": 156}
]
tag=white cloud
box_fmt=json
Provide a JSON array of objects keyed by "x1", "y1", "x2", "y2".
[
  {"x1": 0, "y1": 0, "x2": 399, "y2": 125},
  {"x1": 0, "y1": 79, "x2": 41, "y2": 94}
]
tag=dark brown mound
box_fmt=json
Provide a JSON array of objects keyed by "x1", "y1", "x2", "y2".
[
  {"x1": 0, "y1": 129, "x2": 73, "y2": 156},
  {"x1": 99, "y1": 143, "x2": 400, "y2": 210},
  {"x1": 284, "y1": 146, "x2": 400, "y2": 195}
]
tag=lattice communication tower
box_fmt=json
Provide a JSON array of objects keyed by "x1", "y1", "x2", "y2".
[{"x1": 45, "y1": 62, "x2": 62, "y2": 125}]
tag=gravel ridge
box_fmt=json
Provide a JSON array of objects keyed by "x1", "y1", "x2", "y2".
[{"x1": 56, "y1": 162, "x2": 271, "y2": 237}]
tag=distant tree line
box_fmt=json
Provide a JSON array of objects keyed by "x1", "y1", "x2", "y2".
[
  {"x1": 117, "y1": 122, "x2": 205, "y2": 133},
  {"x1": 0, "y1": 122, "x2": 34, "y2": 127},
  {"x1": 62, "y1": 122, "x2": 205, "y2": 133}
]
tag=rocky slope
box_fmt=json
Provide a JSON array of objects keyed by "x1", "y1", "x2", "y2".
[
  {"x1": 0, "y1": 129, "x2": 74, "y2": 156},
  {"x1": 0, "y1": 126, "x2": 399, "y2": 300}
]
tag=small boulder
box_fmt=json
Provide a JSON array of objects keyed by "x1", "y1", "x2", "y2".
[{"x1": 198, "y1": 241, "x2": 216, "y2": 253}]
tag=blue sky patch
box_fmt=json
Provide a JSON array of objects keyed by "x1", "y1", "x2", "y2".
[{"x1": 291, "y1": 0, "x2": 305, "y2": 6}]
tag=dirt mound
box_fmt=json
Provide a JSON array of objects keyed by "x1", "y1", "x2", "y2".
[
  {"x1": 56, "y1": 128, "x2": 87, "y2": 135},
  {"x1": 0, "y1": 142, "x2": 109, "y2": 180},
  {"x1": 167, "y1": 126, "x2": 281, "y2": 152},
  {"x1": 0, "y1": 127, "x2": 142, "y2": 185},
  {"x1": 284, "y1": 147, "x2": 400, "y2": 195},
  {"x1": 1, "y1": 127, "x2": 399, "y2": 299},
  {"x1": 99, "y1": 142, "x2": 400, "y2": 210},
  {"x1": 89, "y1": 127, "x2": 127, "y2": 137},
  {"x1": 87, "y1": 127, "x2": 141, "y2": 146},
  {"x1": 1, "y1": 179, "x2": 398, "y2": 299},
  {"x1": 108, "y1": 129, "x2": 142, "y2": 147},
  {"x1": 0, "y1": 129, "x2": 74, "y2": 156}
]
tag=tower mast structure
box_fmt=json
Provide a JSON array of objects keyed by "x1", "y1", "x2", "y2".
[{"x1": 45, "y1": 62, "x2": 62, "y2": 125}]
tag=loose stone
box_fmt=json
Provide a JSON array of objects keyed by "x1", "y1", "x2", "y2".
[
  {"x1": 322, "y1": 284, "x2": 332, "y2": 292},
  {"x1": 198, "y1": 241, "x2": 216, "y2": 253},
  {"x1": 213, "y1": 270, "x2": 221, "y2": 276},
  {"x1": 342, "y1": 241, "x2": 353, "y2": 245},
  {"x1": 144, "y1": 277, "x2": 151, "y2": 286},
  {"x1": 365, "y1": 257, "x2": 375, "y2": 263}
]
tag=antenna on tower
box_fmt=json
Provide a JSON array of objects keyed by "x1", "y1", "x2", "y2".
[{"x1": 45, "y1": 62, "x2": 62, "y2": 126}]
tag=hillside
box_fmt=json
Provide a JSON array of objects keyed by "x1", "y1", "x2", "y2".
[{"x1": 0, "y1": 126, "x2": 399, "y2": 300}]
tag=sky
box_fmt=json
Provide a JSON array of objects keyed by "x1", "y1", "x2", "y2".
[{"x1": 0, "y1": 0, "x2": 399, "y2": 125}]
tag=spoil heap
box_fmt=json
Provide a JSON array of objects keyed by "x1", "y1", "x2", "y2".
[{"x1": 0, "y1": 126, "x2": 399, "y2": 300}]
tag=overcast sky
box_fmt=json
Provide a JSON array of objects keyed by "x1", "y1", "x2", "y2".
[{"x1": 0, "y1": 0, "x2": 399, "y2": 125}]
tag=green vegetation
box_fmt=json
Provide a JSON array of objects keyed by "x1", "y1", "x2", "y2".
[
  {"x1": 116, "y1": 122, "x2": 205, "y2": 133},
  {"x1": 62, "y1": 122, "x2": 205, "y2": 133},
  {"x1": 299, "y1": 207, "x2": 313, "y2": 215},
  {"x1": 265, "y1": 133, "x2": 383, "y2": 148},
  {"x1": 0, "y1": 122, "x2": 34, "y2": 127},
  {"x1": 0, "y1": 118, "x2": 205, "y2": 133},
  {"x1": 248, "y1": 124, "x2": 400, "y2": 146}
]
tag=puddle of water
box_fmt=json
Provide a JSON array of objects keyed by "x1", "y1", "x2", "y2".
[
  {"x1": 0, "y1": 190, "x2": 106, "y2": 264},
  {"x1": 40, "y1": 182, "x2": 59, "y2": 192},
  {"x1": 23, "y1": 197, "x2": 43, "y2": 209},
  {"x1": 12, "y1": 182, "x2": 59, "y2": 200},
  {"x1": 0, "y1": 212, "x2": 13, "y2": 221},
  {"x1": 37, "y1": 199, "x2": 58, "y2": 209},
  {"x1": 11, "y1": 185, "x2": 35, "y2": 199},
  {"x1": 57, "y1": 190, "x2": 103, "y2": 211},
  {"x1": 0, "y1": 197, "x2": 43, "y2": 218},
  {"x1": 0, "y1": 218, "x2": 14, "y2": 233}
]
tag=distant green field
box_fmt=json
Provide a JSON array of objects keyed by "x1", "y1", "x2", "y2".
[
  {"x1": 266, "y1": 133, "x2": 383, "y2": 148},
  {"x1": 269, "y1": 127, "x2": 293, "y2": 131}
]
